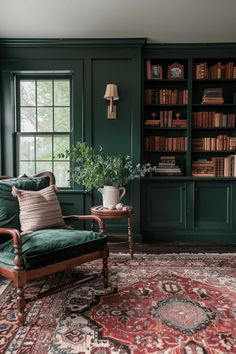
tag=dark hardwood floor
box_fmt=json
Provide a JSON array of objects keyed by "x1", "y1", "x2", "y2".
[{"x1": 109, "y1": 242, "x2": 236, "y2": 254}]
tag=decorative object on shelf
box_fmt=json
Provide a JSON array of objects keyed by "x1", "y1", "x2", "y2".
[
  {"x1": 167, "y1": 62, "x2": 184, "y2": 80},
  {"x1": 146, "y1": 61, "x2": 163, "y2": 80},
  {"x1": 58, "y1": 141, "x2": 153, "y2": 207},
  {"x1": 151, "y1": 64, "x2": 162, "y2": 79},
  {"x1": 104, "y1": 83, "x2": 119, "y2": 119}
]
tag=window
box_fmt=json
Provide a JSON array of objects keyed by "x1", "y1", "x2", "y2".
[{"x1": 16, "y1": 76, "x2": 71, "y2": 187}]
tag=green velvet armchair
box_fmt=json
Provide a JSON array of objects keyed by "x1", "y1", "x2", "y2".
[{"x1": 0, "y1": 172, "x2": 109, "y2": 325}]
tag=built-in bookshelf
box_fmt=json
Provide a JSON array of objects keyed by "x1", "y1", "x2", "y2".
[
  {"x1": 192, "y1": 59, "x2": 236, "y2": 177},
  {"x1": 142, "y1": 44, "x2": 236, "y2": 243},
  {"x1": 143, "y1": 57, "x2": 236, "y2": 177},
  {"x1": 144, "y1": 59, "x2": 188, "y2": 176}
]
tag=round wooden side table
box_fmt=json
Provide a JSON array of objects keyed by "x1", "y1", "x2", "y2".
[{"x1": 91, "y1": 205, "x2": 134, "y2": 258}]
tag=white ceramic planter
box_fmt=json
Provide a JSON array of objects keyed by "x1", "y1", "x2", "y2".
[{"x1": 98, "y1": 185, "x2": 126, "y2": 208}]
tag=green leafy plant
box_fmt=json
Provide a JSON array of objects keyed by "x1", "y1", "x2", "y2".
[{"x1": 59, "y1": 141, "x2": 153, "y2": 189}]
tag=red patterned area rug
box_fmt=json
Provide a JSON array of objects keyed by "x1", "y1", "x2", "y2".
[{"x1": 0, "y1": 253, "x2": 236, "y2": 354}]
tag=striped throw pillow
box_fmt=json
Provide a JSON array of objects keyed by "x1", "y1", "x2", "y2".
[{"x1": 12, "y1": 185, "x2": 66, "y2": 234}]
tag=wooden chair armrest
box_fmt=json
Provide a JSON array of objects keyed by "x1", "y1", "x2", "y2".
[
  {"x1": 63, "y1": 215, "x2": 104, "y2": 233},
  {"x1": 0, "y1": 227, "x2": 22, "y2": 246},
  {"x1": 0, "y1": 227, "x2": 23, "y2": 270}
]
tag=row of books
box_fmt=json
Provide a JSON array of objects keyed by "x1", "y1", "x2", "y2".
[
  {"x1": 145, "y1": 112, "x2": 235, "y2": 128},
  {"x1": 145, "y1": 89, "x2": 188, "y2": 105},
  {"x1": 194, "y1": 62, "x2": 236, "y2": 80},
  {"x1": 192, "y1": 156, "x2": 236, "y2": 177},
  {"x1": 192, "y1": 112, "x2": 236, "y2": 128},
  {"x1": 144, "y1": 136, "x2": 187, "y2": 151},
  {"x1": 145, "y1": 111, "x2": 187, "y2": 128},
  {"x1": 202, "y1": 88, "x2": 224, "y2": 105},
  {"x1": 192, "y1": 135, "x2": 236, "y2": 151},
  {"x1": 153, "y1": 156, "x2": 182, "y2": 176}
]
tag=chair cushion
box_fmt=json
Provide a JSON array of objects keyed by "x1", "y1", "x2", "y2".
[
  {"x1": 0, "y1": 228, "x2": 107, "y2": 270},
  {"x1": 12, "y1": 185, "x2": 66, "y2": 234},
  {"x1": 0, "y1": 176, "x2": 50, "y2": 229}
]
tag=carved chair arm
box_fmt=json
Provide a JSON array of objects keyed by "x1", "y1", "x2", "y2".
[
  {"x1": 0, "y1": 227, "x2": 21, "y2": 246},
  {"x1": 63, "y1": 215, "x2": 104, "y2": 234},
  {"x1": 0, "y1": 227, "x2": 23, "y2": 270}
]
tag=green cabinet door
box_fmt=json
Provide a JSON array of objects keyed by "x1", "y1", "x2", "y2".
[
  {"x1": 193, "y1": 181, "x2": 232, "y2": 230},
  {"x1": 141, "y1": 180, "x2": 187, "y2": 241},
  {"x1": 141, "y1": 179, "x2": 236, "y2": 243}
]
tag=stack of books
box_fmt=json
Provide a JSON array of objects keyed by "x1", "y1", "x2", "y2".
[
  {"x1": 192, "y1": 159, "x2": 215, "y2": 177},
  {"x1": 202, "y1": 88, "x2": 224, "y2": 104},
  {"x1": 192, "y1": 156, "x2": 236, "y2": 177},
  {"x1": 154, "y1": 156, "x2": 182, "y2": 176},
  {"x1": 145, "y1": 119, "x2": 160, "y2": 126}
]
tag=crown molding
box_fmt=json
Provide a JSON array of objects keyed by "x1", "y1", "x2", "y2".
[{"x1": 0, "y1": 38, "x2": 146, "y2": 48}]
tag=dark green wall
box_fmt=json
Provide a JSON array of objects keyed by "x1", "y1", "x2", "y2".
[
  {"x1": 0, "y1": 38, "x2": 145, "y2": 241},
  {"x1": 2, "y1": 40, "x2": 236, "y2": 244}
]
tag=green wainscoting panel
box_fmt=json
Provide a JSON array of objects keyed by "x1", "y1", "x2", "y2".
[
  {"x1": 57, "y1": 192, "x2": 84, "y2": 216},
  {"x1": 194, "y1": 181, "x2": 232, "y2": 230},
  {"x1": 142, "y1": 180, "x2": 187, "y2": 233}
]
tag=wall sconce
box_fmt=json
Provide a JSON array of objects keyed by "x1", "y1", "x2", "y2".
[{"x1": 104, "y1": 84, "x2": 119, "y2": 119}]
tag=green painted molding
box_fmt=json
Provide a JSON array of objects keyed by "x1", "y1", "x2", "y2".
[
  {"x1": 0, "y1": 38, "x2": 146, "y2": 48},
  {"x1": 144, "y1": 42, "x2": 236, "y2": 57}
]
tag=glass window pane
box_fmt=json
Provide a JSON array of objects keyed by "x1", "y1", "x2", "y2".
[
  {"x1": 18, "y1": 76, "x2": 71, "y2": 188},
  {"x1": 19, "y1": 161, "x2": 35, "y2": 176},
  {"x1": 20, "y1": 81, "x2": 35, "y2": 106},
  {"x1": 54, "y1": 107, "x2": 70, "y2": 132},
  {"x1": 54, "y1": 135, "x2": 70, "y2": 159},
  {"x1": 36, "y1": 161, "x2": 53, "y2": 174},
  {"x1": 37, "y1": 80, "x2": 53, "y2": 106},
  {"x1": 54, "y1": 161, "x2": 70, "y2": 187},
  {"x1": 37, "y1": 107, "x2": 53, "y2": 131},
  {"x1": 20, "y1": 107, "x2": 36, "y2": 132},
  {"x1": 54, "y1": 80, "x2": 70, "y2": 106},
  {"x1": 19, "y1": 136, "x2": 35, "y2": 160},
  {"x1": 36, "y1": 136, "x2": 52, "y2": 160}
]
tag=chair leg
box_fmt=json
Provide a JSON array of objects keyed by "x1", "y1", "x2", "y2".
[
  {"x1": 14, "y1": 270, "x2": 27, "y2": 325},
  {"x1": 17, "y1": 285, "x2": 26, "y2": 325}
]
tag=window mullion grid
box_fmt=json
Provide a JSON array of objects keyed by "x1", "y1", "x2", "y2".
[
  {"x1": 35, "y1": 80, "x2": 38, "y2": 174},
  {"x1": 52, "y1": 79, "x2": 55, "y2": 174},
  {"x1": 17, "y1": 76, "x2": 71, "y2": 187},
  {"x1": 35, "y1": 79, "x2": 38, "y2": 133},
  {"x1": 34, "y1": 135, "x2": 36, "y2": 174}
]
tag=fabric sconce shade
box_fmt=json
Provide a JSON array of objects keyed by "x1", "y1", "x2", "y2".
[{"x1": 104, "y1": 84, "x2": 119, "y2": 119}]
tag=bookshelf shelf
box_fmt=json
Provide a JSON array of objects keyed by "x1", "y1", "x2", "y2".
[
  {"x1": 145, "y1": 104, "x2": 188, "y2": 107},
  {"x1": 145, "y1": 126, "x2": 187, "y2": 130},
  {"x1": 192, "y1": 104, "x2": 236, "y2": 107},
  {"x1": 145, "y1": 150, "x2": 187, "y2": 153},
  {"x1": 192, "y1": 150, "x2": 236, "y2": 153},
  {"x1": 193, "y1": 79, "x2": 236, "y2": 83},
  {"x1": 145, "y1": 79, "x2": 188, "y2": 83},
  {"x1": 193, "y1": 127, "x2": 235, "y2": 130}
]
